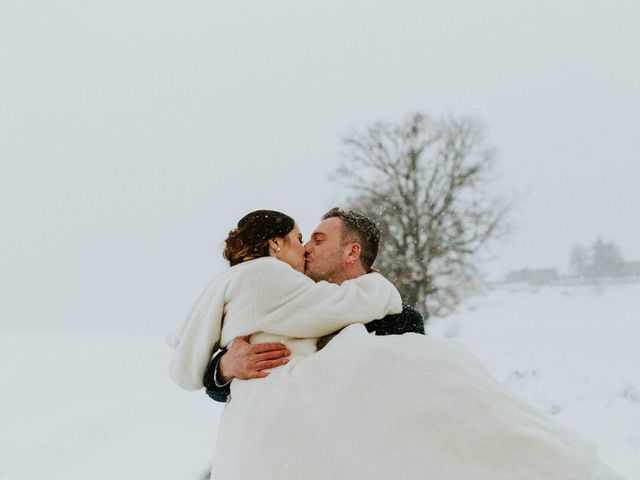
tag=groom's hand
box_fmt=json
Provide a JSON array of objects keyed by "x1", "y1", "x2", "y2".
[{"x1": 218, "y1": 336, "x2": 291, "y2": 382}]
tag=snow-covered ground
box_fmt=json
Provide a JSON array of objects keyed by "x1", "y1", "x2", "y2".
[
  {"x1": 430, "y1": 282, "x2": 640, "y2": 478},
  {"x1": 1, "y1": 283, "x2": 638, "y2": 479}
]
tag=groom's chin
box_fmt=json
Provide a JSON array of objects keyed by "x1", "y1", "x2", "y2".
[{"x1": 303, "y1": 265, "x2": 314, "y2": 279}]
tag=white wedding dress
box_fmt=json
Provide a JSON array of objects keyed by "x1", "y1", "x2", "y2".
[{"x1": 169, "y1": 257, "x2": 608, "y2": 480}]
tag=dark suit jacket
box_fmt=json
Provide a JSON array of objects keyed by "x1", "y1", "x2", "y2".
[{"x1": 203, "y1": 303, "x2": 425, "y2": 402}]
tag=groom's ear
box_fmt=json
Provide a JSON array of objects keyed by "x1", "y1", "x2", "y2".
[{"x1": 345, "y1": 243, "x2": 362, "y2": 265}]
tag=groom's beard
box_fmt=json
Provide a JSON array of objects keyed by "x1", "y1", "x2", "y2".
[
  {"x1": 304, "y1": 253, "x2": 345, "y2": 284},
  {"x1": 304, "y1": 264, "x2": 343, "y2": 284}
]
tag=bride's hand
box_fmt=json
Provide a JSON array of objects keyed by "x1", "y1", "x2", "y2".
[{"x1": 219, "y1": 336, "x2": 291, "y2": 382}]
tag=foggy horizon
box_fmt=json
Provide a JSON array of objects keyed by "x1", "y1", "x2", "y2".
[{"x1": 2, "y1": 0, "x2": 639, "y2": 334}]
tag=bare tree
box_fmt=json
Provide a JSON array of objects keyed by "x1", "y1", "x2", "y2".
[
  {"x1": 569, "y1": 244, "x2": 589, "y2": 278},
  {"x1": 588, "y1": 237, "x2": 625, "y2": 278},
  {"x1": 333, "y1": 113, "x2": 511, "y2": 318},
  {"x1": 569, "y1": 238, "x2": 626, "y2": 280}
]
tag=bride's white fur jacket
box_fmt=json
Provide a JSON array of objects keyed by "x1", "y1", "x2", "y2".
[
  {"x1": 168, "y1": 256, "x2": 402, "y2": 391},
  {"x1": 168, "y1": 256, "x2": 600, "y2": 480}
]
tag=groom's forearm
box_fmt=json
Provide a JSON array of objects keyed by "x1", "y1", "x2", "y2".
[
  {"x1": 203, "y1": 339, "x2": 291, "y2": 402},
  {"x1": 204, "y1": 349, "x2": 232, "y2": 403}
]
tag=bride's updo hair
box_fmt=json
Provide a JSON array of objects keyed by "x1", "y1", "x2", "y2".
[{"x1": 224, "y1": 210, "x2": 295, "y2": 266}]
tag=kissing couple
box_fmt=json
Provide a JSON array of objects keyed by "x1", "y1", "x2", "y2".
[{"x1": 169, "y1": 208, "x2": 623, "y2": 480}]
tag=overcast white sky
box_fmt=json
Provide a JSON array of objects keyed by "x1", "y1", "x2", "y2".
[{"x1": 1, "y1": 1, "x2": 639, "y2": 333}]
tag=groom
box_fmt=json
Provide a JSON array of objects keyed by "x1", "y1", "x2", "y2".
[{"x1": 203, "y1": 207, "x2": 426, "y2": 402}]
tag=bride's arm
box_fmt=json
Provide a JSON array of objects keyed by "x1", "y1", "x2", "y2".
[{"x1": 245, "y1": 259, "x2": 402, "y2": 338}]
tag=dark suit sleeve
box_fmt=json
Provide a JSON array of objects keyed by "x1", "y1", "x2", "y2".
[
  {"x1": 365, "y1": 303, "x2": 426, "y2": 336},
  {"x1": 203, "y1": 348, "x2": 231, "y2": 403}
]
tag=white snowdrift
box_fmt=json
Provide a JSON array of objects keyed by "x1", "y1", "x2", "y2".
[{"x1": 1, "y1": 283, "x2": 638, "y2": 479}]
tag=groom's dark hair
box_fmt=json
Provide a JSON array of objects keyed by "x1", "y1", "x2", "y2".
[{"x1": 322, "y1": 207, "x2": 380, "y2": 271}]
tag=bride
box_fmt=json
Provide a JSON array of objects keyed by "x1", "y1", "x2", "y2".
[{"x1": 169, "y1": 209, "x2": 621, "y2": 480}]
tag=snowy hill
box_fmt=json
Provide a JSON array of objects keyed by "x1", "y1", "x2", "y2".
[
  {"x1": 430, "y1": 282, "x2": 640, "y2": 477},
  {"x1": 1, "y1": 283, "x2": 638, "y2": 479},
  {"x1": 0, "y1": 334, "x2": 220, "y2": 479}
]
